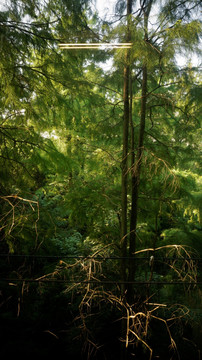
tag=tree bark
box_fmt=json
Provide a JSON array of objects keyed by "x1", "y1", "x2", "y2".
[
  {"x1": 120, "y1": 0, "x2": 132, "y2": 294},
  {"x1": 120, "y1": 3, "x2": 132, "y2": 358},
  {"x1": 128, "y1": 1, "x2": 152, "y2": 301},
  {"x1": 128, "y1": 64, "x2": 147, "y2": 301}
]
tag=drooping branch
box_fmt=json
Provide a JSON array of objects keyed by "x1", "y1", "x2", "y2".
[{"x1": 0, "y1": 195, "x2": 39, "y2": 248}]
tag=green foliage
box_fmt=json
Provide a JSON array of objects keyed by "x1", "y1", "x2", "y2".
[{"x1": 0, "y1": 0, "x2": 202, "y2": 358}]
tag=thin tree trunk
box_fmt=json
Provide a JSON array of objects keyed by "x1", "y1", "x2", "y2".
[
  {"x1": 128, "y1": 64, "x2": 147, "y2": 301},
  {"x1": 128, "y1": 1, "x2": 152, "y2": 301},
  {"x1": 120, "y1": 62, "x2": 130, "y2": 289},
  {"x1": 120, "y1": 0, "x2": 132, "y2": 294},
  {"x1": 120, "y1": 1, "x2": 132, "y2": 358}
]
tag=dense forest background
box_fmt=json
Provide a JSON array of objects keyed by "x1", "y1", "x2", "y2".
[{"x1": 0, "y1": 0, "x2": 201, "y2": 359}]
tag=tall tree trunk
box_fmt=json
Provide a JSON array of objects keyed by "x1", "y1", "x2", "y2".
[
  {"x1": 120, "y1": 4, "x2": 132, "y2": 359},
  {"x1": 128, "y1": 65, "x2": 147, "y2": 301},
  {"x1": 128, "y1": 1, "x2": 152, "y2": 301},
  {"x1": 120, "y1": 0, "x2": 132, "y2": 294}
]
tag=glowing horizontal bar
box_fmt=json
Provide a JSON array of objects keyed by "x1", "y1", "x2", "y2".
[
  {"x1": 59, "y1": 43, "x2": 132, "y2": 46},
  {"x1": 59, "y1": 46, "x2": 132, "y2": 49},
  {"x1": 58, "y1": 43, "x2": 132, "y2": 49}
]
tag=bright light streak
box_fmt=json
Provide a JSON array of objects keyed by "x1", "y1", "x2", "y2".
[{"x1": 59, "y1": 43, "x2": 132, "y2": 49}]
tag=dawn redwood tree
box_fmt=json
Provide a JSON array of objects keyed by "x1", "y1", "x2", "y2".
[
  {"x1": 0, "y1": 1, "x2": 201, "y2": 358},
  {"x1": 128, "y1": 0, "x2": 153, "y2": 299},
  {"x1": 0, "y1": 0, "x2": 95, "y2": 193},
  {"x1": 112, "y1": 0, "x2": 202, "y2": 301},
  {"x1": 120, "y1": 0, "x2": 132, "y2": 291},
  {"x1": 0, "y1": 0, "x2": 105, "y2": 251},
  {"x1": 0, "y1": 0, "x2": 201, "y2": 290}
]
